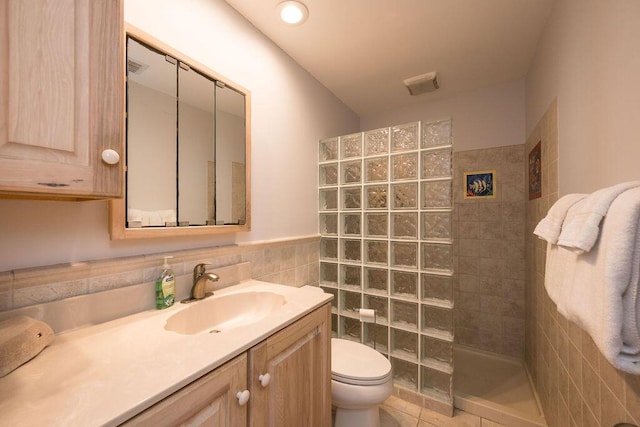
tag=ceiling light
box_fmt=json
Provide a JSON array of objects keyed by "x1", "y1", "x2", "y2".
[{"x1": 278, "y1": 1, "x2": 308, "y2": 25}]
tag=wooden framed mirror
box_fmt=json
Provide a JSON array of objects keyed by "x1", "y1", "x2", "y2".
[{"x1": 110, "y1": 25, "x2": 251, "y2": 239}]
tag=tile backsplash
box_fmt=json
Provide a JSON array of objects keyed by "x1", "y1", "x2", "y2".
[{"x1": 0, "y1": 236, "x2": 319, "y2": 312}]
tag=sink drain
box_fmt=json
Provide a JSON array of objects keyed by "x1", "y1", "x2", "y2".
[{"x1": 209, "y1": 329, "x2": 222, "y2": 334}]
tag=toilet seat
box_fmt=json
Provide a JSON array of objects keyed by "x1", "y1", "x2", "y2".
[{"x1": 331, "y1": 338, "x2": 392, "y2": 386}]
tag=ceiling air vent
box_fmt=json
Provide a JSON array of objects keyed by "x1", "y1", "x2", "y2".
[
  {"x1": 127, "y1": 58, "x2": 149, "y2": 75},
  {"x1": 403, "y1": 71, "x2": 439, "y2": 96}
]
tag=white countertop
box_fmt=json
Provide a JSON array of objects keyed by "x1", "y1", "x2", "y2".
[{"x1": 0, "y1": 281, "x2": 332, "y2": 427}]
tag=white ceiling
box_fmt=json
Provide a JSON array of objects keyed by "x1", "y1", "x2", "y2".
[{"x1": 224, "y1": 0, "x2": 555, "y2": 117}]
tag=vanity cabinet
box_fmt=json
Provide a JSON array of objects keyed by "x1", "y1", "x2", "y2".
[
  {"x1": 121, "y1": 303, "x2": 331, "y2": 427},
  {"x1": 248, "y1": 303, "x2": 331, "y2": 427},
  {"x1": 122, "y1": 353, "x2": 249, "y2": 426},
  {"x1": 0, "y1": 0, "x2": 124, "y2": 199}
]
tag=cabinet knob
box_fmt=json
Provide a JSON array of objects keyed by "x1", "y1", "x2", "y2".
[
  {"x1": 236, "y1": 390, "x2": 250, "y2": 406},
  {"x1": 101, "y1": 149, "x2": 120, "y2": 165},
  {"x1": 258, "y1": 373, "x2": 271, "y2": 387}
]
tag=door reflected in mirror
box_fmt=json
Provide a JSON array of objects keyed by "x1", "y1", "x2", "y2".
[{"x1": 113, "y1": 29, "x2": 250, "y2": 239}]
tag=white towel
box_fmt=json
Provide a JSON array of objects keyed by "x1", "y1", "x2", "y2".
[
  {"x1": 557, "y1": 181, "x2": 640, "y2": 253},
  {"x1": 533, "y1": 193, "x2": 586, "y2": 243},
  {"x1": 545, "y1": 186, "x2": 640, "y2": 373}
]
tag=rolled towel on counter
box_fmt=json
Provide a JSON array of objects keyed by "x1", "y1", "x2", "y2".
[{"x1": 0, "y1": 316, "x2": 54, "y2": 377}]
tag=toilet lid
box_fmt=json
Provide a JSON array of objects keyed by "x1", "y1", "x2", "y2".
[{"x1": 331, "y1": 338, "x2": 392, "y2": 386}]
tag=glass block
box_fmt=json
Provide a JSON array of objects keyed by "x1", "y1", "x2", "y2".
[
  {"x1": 421, "y1": 335, "x2": 453, "y2": 367},
  {"x1": 422, "y1": 305, "x2": 453, "y2": 339},
  {"x1": 331, "y1": 313, "x2": 338, "y2": 337},
  {"x1": 365, "y1": 213, "x2": 388, "y2": 237},
  {"x1": 319, "y1": 188, "x2": 338, "y2": 210},
  {"x1": 364, "y1": 294, "x2": 388, "y2": 323},
  {"x1": 364, "y1": 128, "x2": 389, "y2": 156},
  {"x1": 391, "y1": 212, "x2": 417, "y2": 239},
  {"x1": 391, "y1": 183, "x2": 418, "y2": 209},
  {"x1": 342, "y1": 187, "x2": 362, "y2": 210},
  {"x1": 391, "y1": 241, "x2": 418, "y2": 268},
  {"x1": 391, "y1": 357, "x2": 418, "y2": 391},
  {"x1": 320, "y1": 237, "x2": 338, "y2": 260},
  {"x1": 391, "y1": 328, "x2": 418, "y2": 360},
  {"x1": 340, "y1": 290, "x2": 361, "y2": 316},
  {"x1": 421, "y1": 274, "x2": 453, "y2": 304},
  {"x1": 340, "y1": 133, "x2": 362, "y2": 159},
  {"x1": 320, "y1": 262, "x2": 338, "y2": 285},
  {"x1": 421, "y1": 148, "x2": 452, "y2": 179},
  {"x1": 364, "y1": 267, "x2": 388, "y2": 295},
  {"x1": 391, "y1": 300, "x2": 418, "y2": 330},
  {"x1": 365, "y1": 185, "x2": 388, "y2": 209},
  {"x1": 342, "y1": 161, "x2": 362, "y2": 184},
  {"x1": 364, "y1": 323, "x2": 388, "y2": 353},
  {"x1": 319, "y1": 137, "x2": 338, "y2": 161},
  {"x1": 421, "y1": 180, "x2": 452, "y2": 209},
  {"x1": 391, "y1": 271, "x2": 418, "y2": 299},
  {"x1": 319, "y1": 213, "x2": 338, "y2": 235},
  {"x1": 422, "y1": 119, "x2": 452, "y2": 148},
  {"x1": 341, "y1": 239, "x2": 361, "y2": 263},
  {"x1": 341, "y1": 265, "x2": 362, "y2": 290},
  {"x1": 421, "y1": 366, "x2": 452, "y2": 400},
  {"x1": 340, "y1": 316, "x2": 361, "y2": 342},
  {"x1": 319, "y1": 163, "x2": 339, "y2": 186},
  {"x1": 342, "y1": 213, "x2": 361, "y2": 236},
  {"x1": 392, "y1": 153, "x2": 418, "y2": 181},
  {"x1": 421, "y1": 212, "x2": 452, "y2": 241},
  {"x1": 365, "y1": 240, "x2": 388, "y2": 265},
  {"x1": 421, "y1": 243, "x2": 453, "y2": 273},
  {"x1": 320, "y1": 286, "x2": 338, "y2": 312},
  {"x1": 391, "y1": 122, "x2": 419, "y2": 152},
  {"x1": 365, "y1": 157, "x2": 388, "y2": 182}
]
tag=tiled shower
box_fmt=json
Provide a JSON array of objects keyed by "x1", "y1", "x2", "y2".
[{"x1": 318, "y1": 119, "x2": 455, "y2": 407}]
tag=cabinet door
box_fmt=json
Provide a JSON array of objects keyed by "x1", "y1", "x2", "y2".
[
  {"x1": 0, "y1": 0, "x2": 123, "y2": 198},
  {"x1": 122, "y1": 353, "x2": 248, "y2": 427},
  {"x1": 249, "y1": 304, "x2": 331, "y2": 427}
]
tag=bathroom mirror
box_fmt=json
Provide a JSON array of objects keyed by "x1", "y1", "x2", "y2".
[{"x1": 110, "y1": 25, "x2": 251, "y2": 239}]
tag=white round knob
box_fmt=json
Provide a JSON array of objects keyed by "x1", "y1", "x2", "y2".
[
  {"x1": 258, "y1": 373, "x2": 271, "y2": 387},
  {"x1": 236, "y1": 390, "x2": 250, "y2": 406},
  {"x1": 101, "y1": 149, "x2": 120, "y2": 165}
]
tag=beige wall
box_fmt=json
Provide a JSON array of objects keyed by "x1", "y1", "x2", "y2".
[
  {"x1": 525, "y1": 0, "x2": 640, "y2": 425},
  {"x1": 0, "y1": 0, "x2": 359, "y2": 272},
  {"x1": 453, "y1": 145, "x2": 525, "y2": 358},
  {"x1": 526, "y1": 0, "x2": 640, "y2": 195}
]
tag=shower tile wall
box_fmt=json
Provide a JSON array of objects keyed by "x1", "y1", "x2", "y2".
[
  {"x1": 525, "y1": 99, "x2": 639, "y2": 426},
  {"x1": 453, "y1": 145, "x2": 526, "y2": 358},
  {"x1": 319, "y1": 119, "x2": 454, "y2": 410}
]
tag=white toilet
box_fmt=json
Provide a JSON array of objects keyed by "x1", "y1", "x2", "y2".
[{"x1": 331, "y1": 338, "x2": 393, "y2": 427}]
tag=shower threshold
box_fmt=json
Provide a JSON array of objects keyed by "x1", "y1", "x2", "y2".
[{"x1": 453, "y1": 345, "x2": 547, "y2": 427}]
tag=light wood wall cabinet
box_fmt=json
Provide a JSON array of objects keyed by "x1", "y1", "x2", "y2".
[
  {"x1": 0, "y1": 0, "x2": 124, "y2": 199},
  {"x1": 249, "y1": 304, "x2": 331, "y2": 427}
]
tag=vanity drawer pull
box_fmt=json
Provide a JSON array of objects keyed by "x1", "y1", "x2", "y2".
[
  {"x1": 236, "y1": 390, "x2": 250, "y2": 406},
  {"x1": 258, "y1": 373, "x2": 271, "y2": 387}
]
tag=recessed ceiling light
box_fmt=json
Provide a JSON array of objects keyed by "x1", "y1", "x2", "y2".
[{"x1": 278, "y1": 1, "x2": 309, "y2": 25}]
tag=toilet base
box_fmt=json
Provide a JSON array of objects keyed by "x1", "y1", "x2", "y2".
[{"x1": 334, "y1": 406, "x2": 380, "y2": 427}]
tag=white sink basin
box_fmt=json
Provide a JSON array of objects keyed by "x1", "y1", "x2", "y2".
[{"x1": 165, "y1": 291, "x2": 286, "y2": 335}]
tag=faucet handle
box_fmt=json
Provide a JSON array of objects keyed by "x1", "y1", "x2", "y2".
[{"x1": 193, "y1": 263, "x2": 212, "y2": 279}]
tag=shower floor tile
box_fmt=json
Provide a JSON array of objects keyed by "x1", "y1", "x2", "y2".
[{"x1": 453, "y1": 345, "x2": 546, "y2": 427}]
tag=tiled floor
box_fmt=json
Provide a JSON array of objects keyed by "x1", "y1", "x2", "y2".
[{"x1": 379, "y1": 395, "x2": 507, "y2": 427}]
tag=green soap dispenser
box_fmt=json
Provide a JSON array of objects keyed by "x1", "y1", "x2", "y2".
[{"x1": 156, "y1": 256, "x2": 176, "y2": 309}]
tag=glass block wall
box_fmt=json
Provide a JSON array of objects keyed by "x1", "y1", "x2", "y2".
[{"x1": 318, "y1": 119, "x2": 454, "y2": 405}]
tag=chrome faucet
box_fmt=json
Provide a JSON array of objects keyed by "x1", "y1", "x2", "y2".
[{"x1": 181, "y1": 263, "x2": 219, "y2": 303}]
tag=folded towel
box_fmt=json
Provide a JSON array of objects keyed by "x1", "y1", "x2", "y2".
[
  {"x1": 545, "y1": 186, "x2": 640, "y2": 373},
  {"x1": 0, "y1": 316, "x2": 54, "y2": 377},
  {"x1": 534, "y1": 193, "x2": 586, "y2": 243},
  {"x1": 557, "y1": 181, "x2": 640, "y2": 253}
]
